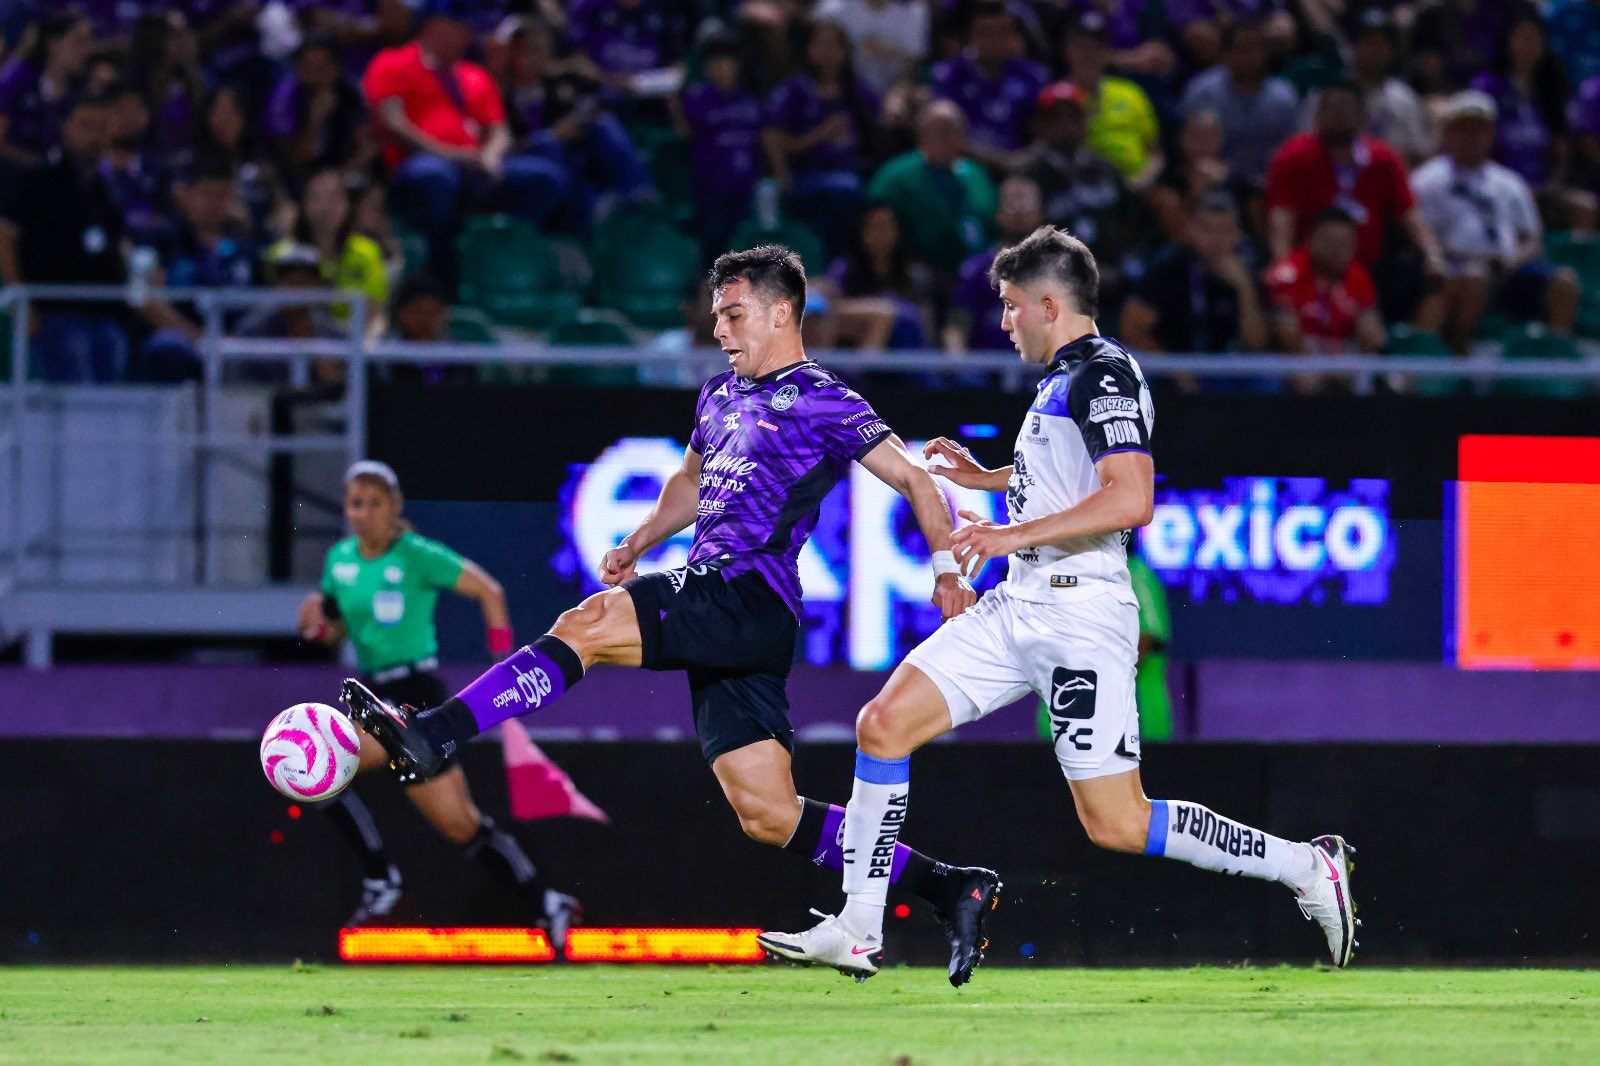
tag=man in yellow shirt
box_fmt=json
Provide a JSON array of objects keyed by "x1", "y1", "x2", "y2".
[{"x1": 1061, "y1": 11, "x2": 1163, "y2": 188}]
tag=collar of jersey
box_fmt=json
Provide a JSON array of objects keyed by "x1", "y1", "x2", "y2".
[
  {"x1": 1048, "y1": 336, "x2": 1099, "y2": 377},
  {"x1": 736, "y1": 360, "x2": 815, "y2": 389}
]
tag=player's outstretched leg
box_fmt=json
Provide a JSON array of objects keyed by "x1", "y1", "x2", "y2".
[
  {"x1": 344, "y1": 588, "x2": 639, "y2": 782},
  {"x1": 1075, "y1": 771, "x2": 1358, "y2": 968}
]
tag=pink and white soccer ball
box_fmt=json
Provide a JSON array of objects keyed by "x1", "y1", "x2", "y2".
[{"x1": 260, "y1": 703, "x2": 362, "y2": 801}]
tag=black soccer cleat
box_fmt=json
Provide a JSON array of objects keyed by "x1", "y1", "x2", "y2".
[
  {"x1": 339, "y1": 678, "x2": 451, "y2": 784},
  {"x1": 933, "y1": 866, "x2": 1003, "y2": 988}
]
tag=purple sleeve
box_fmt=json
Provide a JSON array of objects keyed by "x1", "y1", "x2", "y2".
[
  {"x1": 0, "y1": 62, "x2": 29, "y2": 112},
  {"x1": 688, "y1": 376, "x2": 717, "y2": 453},
  {"x1": 1571, "y1": 78, "x2": 1600, "y2": 137},
  {"x1": 805, "y1": 381, "x2": 891, "y2": 462},
  {"x1": 262, "y1": 77, "x2": 300, "y2": 140}
]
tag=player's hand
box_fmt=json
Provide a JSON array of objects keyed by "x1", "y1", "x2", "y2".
[
  {"x1": 297, "y1": 592, "x2": 331, "y2": 641},
  {"x1": 950, "y1": 510, "x2": 1019, "y2": 577},
  {"x1": 931, "y1": 571, "x2": 977, "y2": 621},
  {"x1": 598, "y1": 544, "x2": 640, "y2": 587},
  {"x1": 923, "y1": 437, "x2": 993, "y2": 489}
]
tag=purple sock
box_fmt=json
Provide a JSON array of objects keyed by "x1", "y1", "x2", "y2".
[
  {"x1": 453, "y1": 635, "x2": 585, "y2": 732},
  {"x1": 787, "y1": 798, "x2": 940, "y2": 894}
]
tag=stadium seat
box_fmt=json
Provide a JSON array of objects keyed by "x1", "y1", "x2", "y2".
[
  {"x1": 392, "y1": 221, "x2": 432, "y2": 282},
  {"x1": 592, "y1": 217, "x2": 701, "y2": 330},
  {"x1": 1385, "y1": 325, "x2": 1462, "y2": 397},
  {"x1": 1493, "y1": 321, "x2": 1589, "y2": 399},
  {"x1": 457, "y1": 215, "x2": 581, "y2": 329},
  {"x1": 648, "y1": 138, "x2": 696, "y2": 226},
  {"x1": 545, "y1": 311, "x2": 638, "y2": 387},
  {"x1": 1543, "y1": 231, "x2": 1600, "y2": 339},
  {"x1": 446, "y1": 307, "x2": 498, "y2": 343},
  {"x1": 728, "y1": 218, "x2": 828, "y2": 277}
]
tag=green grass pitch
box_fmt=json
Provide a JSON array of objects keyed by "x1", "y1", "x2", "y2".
[{"x1": 4, "y1": 965, "x2": 1598, "y2": 1064}]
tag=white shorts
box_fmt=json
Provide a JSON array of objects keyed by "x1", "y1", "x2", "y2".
[{"x1": 903, "y1": 582, "x2": 1141, "y2": 781}]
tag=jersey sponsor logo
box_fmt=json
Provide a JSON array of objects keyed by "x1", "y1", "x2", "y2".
[
  {"x1": 383, "y1": 565, "x2": 404, "y2": 584},
  {"x1": 841, "y1": 410, "x2": 876, "y2": 424},
  {"x1": 771, "y1": 383, "x2": 800, "y2": 411},
  {"x1": 1088, "y1": 396, "x2": 1139, "y2": 423},
  {"x1": 855, "y1": 419, "x2": 888, "y2": 441},
  {"x1": 372, "y1": 590, "x2": 405, "y2": 625},
  {"x1": 1024, "y1": 413, "x2": 1048, "y2": 444},
  {"x1": 867, "y1": 792, "x2": 909, "y2": 880},
  {"x1": 332, "y1": 562, "x2": 360, "y2": 584},
  {"x1": 757, "y1": 419, "x2": 779, "y2": 432},
  {"x1": 702, "y1": 452, "x2": 759, "y2": 477},
  {"x1": 1046, "y1": 668, "x2": 1098, "y2": 750},
  {"x1": 1103, "y1": 420, "x2": 1142, "y2": 448},
  {"x1": 723, "y1": 410, "x2": 741, "y2": 431},
  {"x1": 666, "y1": 563, "x2": 714, "y2": 594},
  {"x1": 503, "y1": 663, "x2": 553, "y2": 710},
  {"x1": 1049, "y1": 575, "x2": 1078, "y2": 588},
  {"x1": 697, "y1": 498, "x2": 726, "y2": 515}
]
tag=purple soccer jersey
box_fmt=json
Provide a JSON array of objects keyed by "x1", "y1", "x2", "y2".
[
  {"x1": 686, "y1": 362, "x2": 891, "y2": 616},
  {"x1": 929, "y1": 54, "x2": 1048, "y2": 153}
]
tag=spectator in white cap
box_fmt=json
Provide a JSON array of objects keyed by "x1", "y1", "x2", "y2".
[{"x1": 1410, "y1": 90, "x2": 1582, "y2": 353}]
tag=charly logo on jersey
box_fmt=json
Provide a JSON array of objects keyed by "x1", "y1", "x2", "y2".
[
  {"x1": 723, "y1": 410, "x2": 741, "y2": 431},
  {"x1": 771, "y1": 383, "x2": 800, "y2": 412},
  {"x1": 1046, "y1": 668, "x2": 1097, "y2": 751},
  {"x1": 332, "y1": 562, "x2": 360, "y2": 584}
]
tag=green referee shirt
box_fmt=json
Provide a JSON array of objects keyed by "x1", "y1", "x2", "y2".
[{"x1": 320, "y1": 532, "x2": 466, "y2": 673}]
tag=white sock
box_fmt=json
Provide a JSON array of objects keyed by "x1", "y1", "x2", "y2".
[
  {"x1": 839, "y1": 749, "x2": 910, "y2": 941},
  {"x1": 1146, "y1": 799, "x2": 1316, "y2": 891}
]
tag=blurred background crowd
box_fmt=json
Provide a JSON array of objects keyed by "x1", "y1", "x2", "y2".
[{"x1": 2, "y1": 0, "x2": 1599, "y2": 387}]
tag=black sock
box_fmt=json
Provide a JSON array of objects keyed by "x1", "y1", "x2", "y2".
[
  {"x1": 784, "y1": 797, "x2": 959, "y2": 910},
  {"x1": 323, "y1": 790, "x2": 394, "y2": 882},
  {"x1": 464, "y1": 815, "x2": 547, "y2": 906}
]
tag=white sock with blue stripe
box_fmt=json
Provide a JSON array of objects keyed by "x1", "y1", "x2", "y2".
[
  {"x1": 1145, "y1": 799, "x2": 1317, "y2": 890},
  {"x1": 839, "y1": 750, "x2": 911, "y2": 940}
]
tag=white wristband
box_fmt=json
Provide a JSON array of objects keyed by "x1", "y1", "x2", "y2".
[{"x1": 932, "y1": 550, "x2": 961, "y2": 577}]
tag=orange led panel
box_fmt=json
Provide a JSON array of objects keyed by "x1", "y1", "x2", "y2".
[
  {"x1": 563, "y1": 928, "x2": 764, "y2": 963},
  {"x1": 339, "y1": 926, "x2": 555, "y2": 963},
  {"x1": 1453, "y1": 436, "x2": 1600, "y2": 669}
]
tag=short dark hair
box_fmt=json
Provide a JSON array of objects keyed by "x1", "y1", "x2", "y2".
[
  {"x1": 988, "y1": 225, "x2": 1099, "y2": 318},
  {"x1": 1319, "y1": 79, "x2": 1365, "y2": 108},
  {"x1": 708, "y1": 244, "x2": 807, "y2": 325},
  {"x1": 1222, "y1": 14, "x2": 1269, "y2": 50},
  {"x1": 391, "y1": 272, "x2": 453, "y2": 314},
  {"x1": 1313, "y1": 205, "x2": 1359, "y2": 230}
]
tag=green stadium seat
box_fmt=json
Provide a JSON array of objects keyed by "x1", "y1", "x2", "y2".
[
  {"x1": 545, "y1": 311, "x2": 638, "y2": 387},
  {"x1": 1385, "y1": 325, "x2": 1462, "y2": 397},
  {"x1": 1544, "y1": 231, "x2": 1600, "y2": 340},
  {"x1": 649, "y1": 138, "x2": 695, "y2": 226},
  {"x1": 728, "y1": 218, "x2": 828, "y2": 277},
  {"x1": 446, "y1": 307, "x2": 497, "y2": 343},
  {"x1": 1493, "y1": 321, "x2": 1589, "y2": 399},
  {"x1": 593, "y1": 220, "x2": 701, "y2": 330},
  {"x1": 456, "y1": 215, "x2": 581, "y2": 329},
  {"x1": 392, "y1": 221, "x2": 432, "y2": 282}
]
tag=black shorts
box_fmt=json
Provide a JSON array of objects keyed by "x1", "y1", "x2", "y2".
[
  {"x1": 624, "y1": 563, "x2": 799, "y2": 764},
  {"x1": 362, "y1": 669, "x2": 458, "y2": 773}
]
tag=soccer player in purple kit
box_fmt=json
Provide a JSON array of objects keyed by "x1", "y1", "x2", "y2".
[{"x1": 341, "y1": 245, "x2": 1006, "y2": 985}]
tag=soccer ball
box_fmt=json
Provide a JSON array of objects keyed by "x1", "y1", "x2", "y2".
[{"x1": 260, "y1": 702, "x2": 362, "y2": 801}]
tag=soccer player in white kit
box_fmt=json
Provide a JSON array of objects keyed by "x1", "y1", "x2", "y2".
[{"x1": 760, "y1": 226, "x2": 1357, "y2": 978}]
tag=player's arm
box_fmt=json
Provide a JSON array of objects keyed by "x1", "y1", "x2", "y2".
[
  {"x1": 599, "y1": 446, "x2": 704, "y2": 587},
  {"x1": 951, "y1": 452, "x2": 1155, "y2": 574},
  {"x1": 921, "y1": 437, "x2": 1012, "y2": 492},
  {"x1": 860, "y1": 435, "x2": 977, "y2": 620},
  {"x1": 297, "y1": 591, "x2": 347, "y2": 645},
  {"x1": 453, "y1": 560, "x2": 513, "y2": 655}
]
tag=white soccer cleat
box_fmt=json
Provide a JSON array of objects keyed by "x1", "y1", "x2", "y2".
[
  {"x1": 1296, "y1": 835, "x2": 1358, "y2": 968},
  {"x1": 757, "y1": 910, "x2": 884, "y2": 983}
]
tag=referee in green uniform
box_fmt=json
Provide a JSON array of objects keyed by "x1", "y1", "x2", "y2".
[{"x1": 297, "y1": 460, "x2": 580, "y2": 942}]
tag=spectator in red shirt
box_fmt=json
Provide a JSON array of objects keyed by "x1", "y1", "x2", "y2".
[
  {"x1": 1264, "y1": 81, "x2": 1446, "y2": 328},
  {"x1": 1266, "y1": 206, "x2": 1387, "y2": 363},
  {"x1": 363, "y1": 4, "x2": 572, "y2": 269}
]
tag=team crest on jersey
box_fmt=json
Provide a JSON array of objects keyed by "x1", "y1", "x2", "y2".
[
  {"x1": 332, "y1": 562, "x2": 359, "y2": 584},
  {"x1": 383, "y1": 565, "x2": 404, "y2": 583},
  {"x1": 771, "y1": 383, "x2": 799, "y2": 411},
  {"x1": 723, "y1": 410, "x2": 741, "y2": 431}
]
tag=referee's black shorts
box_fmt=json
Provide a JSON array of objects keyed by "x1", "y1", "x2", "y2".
[
  {"x1": 364, "y1": 669, "x2": 459, "y2": 775},
  {"x1": 623, "y1": 563, "x2": 799, "y2": 764}
]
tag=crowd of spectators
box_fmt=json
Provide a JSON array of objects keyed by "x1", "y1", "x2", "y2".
[{"x1": 0, "y1": 0, "x2": 1598, "y2": 384}]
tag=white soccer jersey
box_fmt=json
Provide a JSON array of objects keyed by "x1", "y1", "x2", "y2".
[{"x1": 1002, "y1": 334, "x2": 1154, "y2": 603}]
